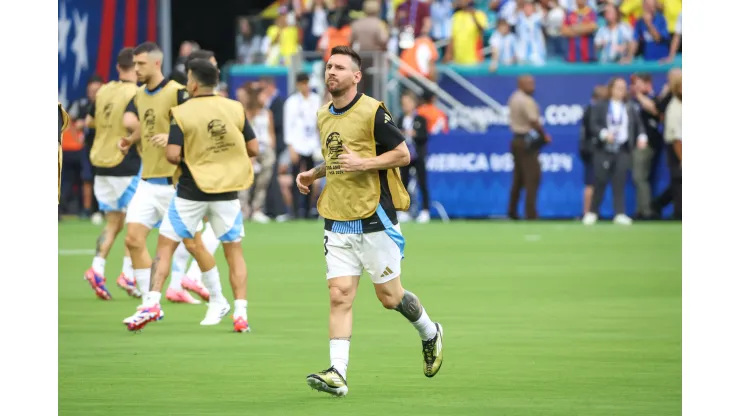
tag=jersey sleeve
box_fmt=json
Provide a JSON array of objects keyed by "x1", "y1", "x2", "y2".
[
  {"x1": 125, "y1": 97, "x2": 138, "y2": 117},
  {"x1": 168, "y1": 115, "x2": 184, "y2": 146},
  {"x1": 177, "y1": 89, "x2": 189, "y2": 105},
  {"x1": 243, "y1": 116, "x2": 257, "y2": 142},
  {"x1": 373, "y1": 107, "x2": 406, "y2": 152}
]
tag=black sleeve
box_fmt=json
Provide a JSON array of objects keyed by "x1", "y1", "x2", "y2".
[
  {"x1": 588, "y1": 102, "x2": 607, "y2": 141},
  {"x1": 176, "y1": 89, "x2": 189, "y2": 105},
  {"x1": 373, "y1": 107, "x2": 405, "y2": 152},
  {"x1": 168, "y1": 115, "x2": 184, "y2": 146},
  {"x1": 655, "y1": 93, "x2": 672, "y2": 116},
  {"x1": 85, "y1": 128, "x2": 95, "y2": 149},
  {"x1": 243, "y1": 118, "x2": 257, "y2": 142},
  {"x1": 88, "y1": 101, "x2": 96, "y2": 118},
  {"x1": 125, "y1": 98, "x2": 138, "y2": 117},
  {"x1": 414, "y1": 115, "x2": 428, "y2": 145},
  {"x1": 58, "y1": 107, "x2": 64, "y2": 144}
]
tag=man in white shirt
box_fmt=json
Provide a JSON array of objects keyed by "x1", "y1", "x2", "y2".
[{"x1": 284, "y1": 73, "x2": 322, "y2": 218}]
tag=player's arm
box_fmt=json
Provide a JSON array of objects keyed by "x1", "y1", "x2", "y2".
[
  {"x1": 122, "y1": 98, "x2": 142, "y2": 148},
  {"x1": 85, "y1": 101, "x2": 96, "y2": 129},
  {"x1": 338, "y1": 108, "x2": 410, "y2": 173},
  {"x1": 243, "y1": 117, "x2": 260, "y2": 157},
  {"x1": 165, "y1": 115, "x2": 183, "y2": 165}
]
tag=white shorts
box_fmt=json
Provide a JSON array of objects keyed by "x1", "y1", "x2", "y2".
[
  {"x1": 324, "y1": 224, "x2": 404, "y2": 284},
  {"x1": 94, "y1": 175, "x2": 140, "y2": 212},
  {"x1": 159, "y1": 197, "x2": 244, "y2": 243},
  {"x1": 124, "y1": 180, "x2": 176, "y2": 229}
]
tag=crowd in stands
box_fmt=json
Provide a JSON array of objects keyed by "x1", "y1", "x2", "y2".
[{"x1": 236, "y1": 0, "x2": 682, "y2": 68}]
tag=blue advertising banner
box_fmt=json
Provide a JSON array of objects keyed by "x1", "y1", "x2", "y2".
[
  {"x1": 423, "y1": 63, "x2": 677, "y2": 219},
  {"x1": 58, "y1": 0, "x2": 159, "y2": 107}
]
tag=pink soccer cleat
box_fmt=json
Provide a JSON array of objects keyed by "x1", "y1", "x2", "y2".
[
  {"x1": 116, "y1": 273, "x2": 142, "y2": 298},
  {"x1": 181, "y1": 276, "x2": 210, "y2": 302},
  {"x1": 233, "y1": 316, "x2": 251, "y2": 333},
  {"x1": 166, "y1": 288, "x2": 201, "y2": 304},
  {"x1": 123, "y1": 304, "x2": 164, "y2": 332},
  {"x1": 84, "y1": 268, "x2": 112, "y2": 300}
]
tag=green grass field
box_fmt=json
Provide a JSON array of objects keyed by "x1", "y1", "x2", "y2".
[{"x1": 58, "y1": 220, "x2": 681, "y2": 416}]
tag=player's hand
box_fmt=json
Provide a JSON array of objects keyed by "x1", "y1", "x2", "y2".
[
  {"x1": 118, "y1": 137, "x2": 132, "y2": 154},
  {"x1": 637, "y1": 139, "x2": 648, "y2": 150},
  {"x1": 338, "y1": 144, "x2": 366, "y2": 172},
  {"x1": 296, "y1": 171, "x2": 314, "y2": 195},
  {"x1": 606, "y1": 134, "x2": 615, "y2": 144},
  {"x1": 149, "y1": 133, "x2": 169, "y2": 148}
]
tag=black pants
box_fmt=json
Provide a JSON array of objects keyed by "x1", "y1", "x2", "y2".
[
  {"x1": 292, "y1": 154, "x2": 315, "y2": 218},
  {"x1": 400, "y1": 145, "x2": 430, "y2": 211},
  {"x1": 590, "y1": 149, "x2": 631, "y2": 215},
  {"x1": 653, "y1": 144, "x2": 682, "y2": 219}
]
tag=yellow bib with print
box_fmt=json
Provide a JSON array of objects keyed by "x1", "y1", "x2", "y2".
[
  {"x1": 134, "y1": 80, "x2": 185, "y2": 178},
  {"x1": 90, "y1": 81, "x2": 138, "y2": 168}
]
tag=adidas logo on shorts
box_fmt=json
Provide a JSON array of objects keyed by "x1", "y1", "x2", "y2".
[{"x1": 380, "y1": 267, "x2": 393, "y2": 278}]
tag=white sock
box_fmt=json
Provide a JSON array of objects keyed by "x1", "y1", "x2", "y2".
[
  {"x1": 329, "y1": 339, "x2": 350, "y2": 380},
  {"x1": 411, "y1": 308, "x2": 438, "y2": 340},
  {"x1": 201, "y1": 267, "x2": 225, "y2": 303},
  {"x1": 185, "y1": 261, "x2": 202, "y2": 282},
  {"x1": 143, "y1": 290, "x2": 161, "y2": 307},
  {"x1": 171, "y1": 242, "x2": 190, "y2": 287},
  {"x1": 122, "y1": 257, "x2": 133, "y2": 279},
  {"x1": 134, "y1": 268, "x2": 151, "y2": 295},
  {"x1": 92, "y1": 256, "x2": 106, "y2": 275},
  {"x1": 234, "y1": 299, "x2": 248, "y2": 319}
]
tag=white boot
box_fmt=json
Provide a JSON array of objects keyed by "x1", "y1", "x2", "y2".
[{"x1": 583, "y1": 212, "x2": 598, "y2": 226}]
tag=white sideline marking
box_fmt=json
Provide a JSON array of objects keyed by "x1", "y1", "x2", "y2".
[{"x1": 524, "y1": 235, "x2": 542, "y2": 242}]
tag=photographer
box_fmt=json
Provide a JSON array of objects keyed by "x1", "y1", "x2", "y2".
[
  {"x1": 631, "y1": 73, "x2": 664, "y2": 219},
  {"x1": 579, "y1": 85, "x2": 607, "y2": 218}
]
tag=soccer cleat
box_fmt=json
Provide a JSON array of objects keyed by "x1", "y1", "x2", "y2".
[
  {"x1": 233, "y1": 316, "x2": 251, "y2": 333},
  {"x1": 306, "y1": 366, "x2": 348, "y2": 397},
  {"x1": 84, "y1": 268, "x2": 112, "y2": 300},
  {"x1": 116, "y1": 273, "x2": 142, "y2": 298},
  {"x1": 182, "y1": 276, "x2": 210, "y2": 302},
  {"x1": 123, "y1": 304, "x2": 164, "y2": 331},
  {"x1": 166, "y1": 288, "x2": 201, "y2": 304},
  {"x1": 422, "y1": 323, "x2": 444, "y2": 378},
  {"x1": 200, "y1": 301, "x2": 230, "y2": 326}
]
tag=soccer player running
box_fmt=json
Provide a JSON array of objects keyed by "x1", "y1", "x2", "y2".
[
  {"x1": 82, "y1": 48, "x2": 143, "y2": 300},
  {"x1": 297, "y1": 46, "x2": 444, "y2": 397},
  {"x1": 124, "y1": 59, "x2": 259, "y2": 332},
  {"x1": 116, "y1": 42, "x2": 222, "y2": 312}
]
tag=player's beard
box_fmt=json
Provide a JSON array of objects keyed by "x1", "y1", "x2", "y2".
[{"x1": 326, "y1": 78, "x2": 350, "y2": 98}]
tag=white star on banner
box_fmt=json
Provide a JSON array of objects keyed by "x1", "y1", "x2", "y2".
[
  {"x1": 71, "y1": 9, "x2": 89, "y2": 87},
  {"x1": 59, "y1": 76, "x2": 69, "y2": 109},
  {"x1": 58, "y1": 2, "x2": 71, "y2": 61}
]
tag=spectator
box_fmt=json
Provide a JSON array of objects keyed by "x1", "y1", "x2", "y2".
[
  {"x1": 400, "y1": 18, "x2": 439, "y2": 82},
  {"x1": 507, "y1": 75, "x2": 551, "y2": 220},
  {"x1": 173, "y1": 41, "x2": 199, "y2": 79},
  {"x1": 318, "y1": 12, "x2": 353, "y2": 62},
  {"x1": 584, "y1": 77, "x2": 647, "y2": 226},
  {"x1": 594, "y1": 4, "x2": 633, "y2": 63},
  {"x1": 579, "y1": 84, "x2": 608, "y2": 218},
  {"x1": 630, "y1": 73, "x2": 663, "y2": 219},
  {"x1": 515, "y1": 0, "x2": 546, "y2": 65},
  {"x1": 351, "y1": 0, "x2": 389, "y2": 94},
  {"x1": 397, "y1": 91, "x2": 431, "y2": 224},
  {"x1": 661, "y1": 72, "x2": 681, "y2": 219},
  {"x1": 430, "y1": 0, "x2": 454, "y2": 43},
  {"x1": 444, "y1": 0, "x2": 488, "y2": 65},
  {"x1": 241, "y1": 83, "x2": 276, "y2": 224},
  {"x1": 661, "y1": 0, "x2": 682, "y2": 35},
  {"x1": 652, "y1": 68, "x2": 682, "y2": 218},
  {"x1": 488, "y1": 19, "x2": 518, "y2": 72},
  {"x1": 264, "y1": 9, "x2": 300, "y2": 65},
  {"x1": 301, "y1": 0, "x2": 330, "y2": 54},
  {"x1": 258, "y1": 76, "x2": 289, "y2": 219},
  {"x1": 417, "y1": 90, "x2": 449, "y2": 135},
  {"x1": 283, "y1": 73, "x2": 322, "y2": 218},
  {"x1": 542, "y1": 2, "x2": 568, "y2": 60},
  {"x1": 560, "y1": 0, "x2": 597, "y2": 62},
  {"x1": 626, "y1": 0, "x2": 669, "y2": 62},
  {"x1": 498, "y1": 0, "x2": 523, "y2": 27},
  {"x1": 663, "y1": 11, "x2": 680, "y2": 63},
  {"x1": 558, "y1": 0, "x2": 596, "y2": 12},
  {"x1": 236, "y1": 17, "x2": 264, "y2": 64},
  {"x1": 395, "y1": 0, "x2": 432, "y2": 45}
]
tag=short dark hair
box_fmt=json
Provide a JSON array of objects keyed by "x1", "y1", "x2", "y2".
[
  {"x1": 296, "y1": 72, "x2": 310, "y2": 83},
  {"x1": 187, "y1": 49, "x2": 215, "y2": 68},
  {"x1": 402, "y1": 90, "x2": 418, "y2": 102},
  {"x1": 330, "y1": 45, "x2": 362, "y2": 69},
  {"x1": 117, "y1": 47, "x2": 135, "y2": 70},
  {"x1": 187, "y1": 59, "x2": 219, "y2": 87},
  {"x1": 133, "y1": 41, "x2": 161, "y2": 55}
]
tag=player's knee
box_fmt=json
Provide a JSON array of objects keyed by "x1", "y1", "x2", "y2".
[
  {"x1": 182, "y1": 238, "x2": 199, "y2": 254},
  {"x1": 328, "y1": 282, "x2": 354, "y2": 308},
  {"x1": 377, "y1": 291, "x2": 403, "y2": 310},
  {"x1": 124, "y1": 233, "x2": 146, "y2": 251}
]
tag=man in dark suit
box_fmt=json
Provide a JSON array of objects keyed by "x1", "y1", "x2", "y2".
[
  {"x1": 579, "y1": 85, "x2": 607, "y2": 218},
  {"x1": 583, "y1": 77, "x2": 647, "y2": 226},
  {"x1": 259, "y1": 77, "x2": 289, "y2": 218}
]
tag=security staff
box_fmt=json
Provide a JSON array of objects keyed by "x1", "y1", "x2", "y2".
[
  {"x1": 59, "y1": 102, "x2": 70, "y2": 203},
  {"x1": 126, "y1": 58, "x2": 260, "y2": 333},
  {"x1": 579, "y1": 85, "x2": 608, "y2": 217},
  {"x1": 507, "y1": 75, "x2": 551, "y2": 220}
]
